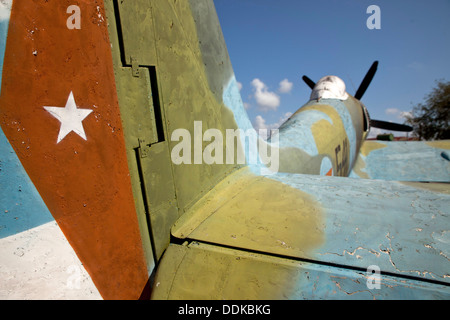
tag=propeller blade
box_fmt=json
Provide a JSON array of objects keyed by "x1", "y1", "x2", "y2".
[
  {"x1": 354, "y1": 61, "x2": 378, "y2": 100},
  {"x1": 302, "y1": 75, "x2": 316, "y2": 90},
  {"x1": 370, "y1": 119, "x2": 413, "y2": 132}
]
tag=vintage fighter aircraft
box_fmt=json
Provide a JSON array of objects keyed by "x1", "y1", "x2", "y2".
[{"x1": 0, "y1": 0, "x2": 449, "y2": 300}]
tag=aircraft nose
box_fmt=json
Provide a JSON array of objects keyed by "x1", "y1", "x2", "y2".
[{"x1": 310, "y1": 75, "x2": 348, "y2": 101}]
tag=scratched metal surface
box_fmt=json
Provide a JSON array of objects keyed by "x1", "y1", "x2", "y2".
[
  {"x1": 350, "y1": 140, "x2": 450, "y2": 181},
  {"x1": 271, "y1": 172, "x2": 450, "y2": 284},
  {"x1": 152, "y1": 242, "x2": 450, "y2": 299},
  {"x1": 172, "y1": 168, "x2": 450, "y2": 286}
]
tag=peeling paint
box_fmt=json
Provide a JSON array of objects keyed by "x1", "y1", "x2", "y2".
[{"x1": 351, "y1": 140, "x2": 450, "y2": 181}]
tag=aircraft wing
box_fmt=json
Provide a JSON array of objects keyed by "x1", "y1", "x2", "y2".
[
  {"x1": 151, "y1": 167, "x2": 450, "y2": 299},
  {"x1": 350, "y1": 140, "x2": 450, "y2": 182}
]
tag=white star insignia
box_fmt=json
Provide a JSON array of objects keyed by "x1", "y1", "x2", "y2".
[{"x1": 44, "y1": 91, "x2": 93, "y2": 144}]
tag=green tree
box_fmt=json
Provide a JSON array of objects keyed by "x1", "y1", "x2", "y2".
[{"x1": 406, "y1": 80, "x2": 450, "y2": 140}]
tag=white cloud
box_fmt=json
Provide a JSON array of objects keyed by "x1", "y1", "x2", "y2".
[
  {"x1": 237, "y1": 81, "x2": 243, "y2": 91},
  {"x1": 253, "y1": 115, "x2": 271, "y2": 140},
  {"x1": 399, "y1": 111, "x2": 412, "y2": 120},
  {"x1": 254, "y1": 115, "x2": 267, "y2": 131},
  {"x1": 251, "y1": 78, "x2": 280, "y2": 112},
  {"x1": 278, "y1": 79, "x2": 293, "y2": 94},
  {"x1": 385, "y1": 108, "x2": 400, "y2": 115},
  {"x1": 385, "y1": 108, "x2": 412, "y2": 120}
]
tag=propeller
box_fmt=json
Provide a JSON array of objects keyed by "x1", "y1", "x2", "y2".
[
  {"x1": 301, "y1": 61, "x2": 413, "y2": 132},
  {"x1": 370, "y1": 119, "x2": 413, "y2": 132},
  {"x1": 354, "y1": 60, "x2": 378, "y2": 100},
  {"x1": 301, "y1": 75, "x2": 315, "y2": 90}
]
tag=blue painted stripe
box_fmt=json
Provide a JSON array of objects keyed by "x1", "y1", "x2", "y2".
[
  {"x1": 223, "y1": 75, "x2": 267, "y2": 174},
  {"x1": 0, "y1": 127, "x2": 54, "y2": 239},
  {"x1": 222, "y1": 75, "x2": 253, "y2": 133}
]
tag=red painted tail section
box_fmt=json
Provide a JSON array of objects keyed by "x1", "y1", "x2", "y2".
[{"x1": 0, "y1": 1, "x2": 148, "y2": 299}]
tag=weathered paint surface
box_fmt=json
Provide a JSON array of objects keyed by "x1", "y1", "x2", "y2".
[
  {"x1": 0, "y1": 0, "x2": 147, "y2": 299},
  {"x1": 271, "y1": 173, "x2": 450, "y2": 284},
  {"x1": 1, "y1": 122, "x2": 102, "y2": 299},
  {"x1": 1, "y1": 221, "x2": 101, "y2": 299},
  {"x1": 153, "y1": 0, "x2": 449, "y2": 299},
  {"x1": 103, "y1": 0, "x2": 242, "y2": 266},
  {"x1": 172, "y1": 167, "x2": 325, "y2": 258},
  {"x1": 1, "y1": 0, "x2": 449, "y2": 300},
  {"x1": 0, "y1": 126, "x2": 53, "y2": 238},
  {"x1": 350, "y1": 140, "x2": 450, "y2": 181},
  {"x1": 168, "y1": 167, "x2": 450, "y2": 295},
  {"x1": 153, "y1": 243, "x2": 450, "y2": 300}
]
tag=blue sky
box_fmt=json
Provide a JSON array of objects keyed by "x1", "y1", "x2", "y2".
[{"x1": 213, "y1": 0, "x2": 450, "y2": 137}]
